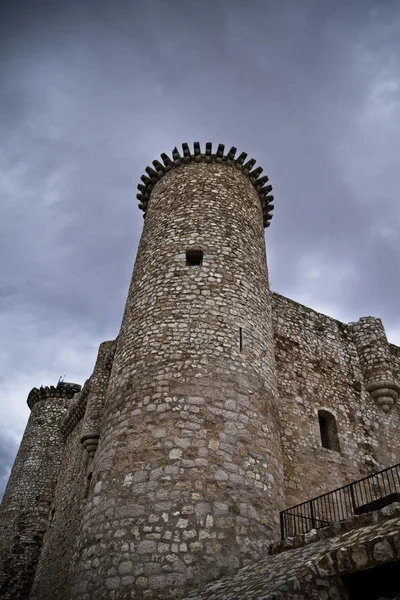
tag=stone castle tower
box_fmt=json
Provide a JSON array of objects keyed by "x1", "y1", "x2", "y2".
[{"x1": 1, "y1": 142, "x2": 400, "y2": 600}]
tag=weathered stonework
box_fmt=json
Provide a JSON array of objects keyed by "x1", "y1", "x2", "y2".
[
  {"x1": 351, "y1": 317, "x2": 400, "y2": 413},
  {"x1": 182, "y1": 502, "x2": 400, "y2": 599},
  {"x1": 1, "y1": 142, "x2": 400, "y2": 600},
  {"x1": 80, "y1": 340, "x2": 115, "y2": 457},
  {"x1": 0, "y1": 381, "x2": 80, "y2": 599},
  {"x1": 71, "y1": 157, "x2": 285, "y2": 599},
  {"x1": 272, "y1": 294, "x2": 400, "y2": 509}
]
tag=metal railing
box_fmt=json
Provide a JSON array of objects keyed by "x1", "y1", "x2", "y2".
[{"x1": 280, "y1": 462, "x2": 400, "y2": 539}]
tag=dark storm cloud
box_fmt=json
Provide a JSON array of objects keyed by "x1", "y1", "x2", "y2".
[{"x1": 1, "y1": 0, "x2": 400, "y2": 497}]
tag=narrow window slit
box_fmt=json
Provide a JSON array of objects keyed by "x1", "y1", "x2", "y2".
[
  {"x1": 318, "y1": 410, "x2": 340, "y2": 452},
  {"x1": 239, "y1": 327, "x2": 243, "y2": 352},
  {"x1": 186, "y1": 249, "x2": 203, "y2": 268}
]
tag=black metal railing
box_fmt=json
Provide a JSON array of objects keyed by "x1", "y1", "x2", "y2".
[{"x1": 280, "y1": 462, "x2": 400, "y2": 539}]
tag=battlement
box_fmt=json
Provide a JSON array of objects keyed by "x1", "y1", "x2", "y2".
[
  {"x1": 27, "y1": 381, "x2": 81, "y2": 410},
  {"x1": 136, "y1": 141, "x2": 275, "y2": 227}
]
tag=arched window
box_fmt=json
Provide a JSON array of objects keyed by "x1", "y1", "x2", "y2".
[{"x1": 318, "y1": 410, "x2": 340, "y2": 452}]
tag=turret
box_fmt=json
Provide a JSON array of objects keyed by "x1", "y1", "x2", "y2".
[
  {"x1": 0, "y1": 380, "x2": 80, "y2": 600},
  {"x1": 71, "y1": 143, "x2": 284, "y2": 599},
  {"x1": 351, "y1": 317, "x2": 400, "y2": 412}
]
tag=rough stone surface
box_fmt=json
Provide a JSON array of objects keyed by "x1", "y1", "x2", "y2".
[
  {"x1": 0, "y1": 382, "x2": 80, "y2": 599},
  {"x1": 1, "y1": 145, "x2": 400, "y2": 600},
  {"x1": 70, "y1": 160, "x2": 285, "y2": 599},
  {"x1": 182, "y1": 504, "x2": 400, "y2": 599},
  {"x1": 272, "y1": 294, "x2": 400, "y2": 511}
]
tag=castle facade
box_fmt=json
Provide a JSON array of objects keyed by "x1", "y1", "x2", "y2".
[{"x1": 1, "y1": 143, "x2": 399, "y2": 599}]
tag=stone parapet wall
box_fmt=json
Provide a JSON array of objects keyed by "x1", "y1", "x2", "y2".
[
  {"x1": 136, "y1": 141, "x2": 275, "y2": 228},
  {"x1": 27, "y1": 381, "x2": 81, "y2": 410}
]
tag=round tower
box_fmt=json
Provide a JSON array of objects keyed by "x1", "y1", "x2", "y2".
[
  {"x1": 73, "y1": 143, "x2": 284, "y2": 599},
  {"x1": 0, "y1": 381, "x2": 80, "y2": 600},
  {"x1": 351, "y1": 317, "x2": 400, "y2": 412}
]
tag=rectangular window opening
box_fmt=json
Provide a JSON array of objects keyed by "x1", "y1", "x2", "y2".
[
  {"x1": 186, "y1": 249, "x2": 203, "y2": 268},
  {"x1": 239, "y1": 327, "x2": 243, "y2": 352}
]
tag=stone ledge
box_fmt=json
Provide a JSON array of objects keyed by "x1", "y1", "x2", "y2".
[{"x1": 136, "y1": 142, "x2": 275, "y2": 228}]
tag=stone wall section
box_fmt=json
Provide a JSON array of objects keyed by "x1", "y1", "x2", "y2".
[
  {"x1": 390, "y1": 342, "x2": 400, "y2": 379},
  {"x1": 271, "y1": 293, "x2": 400, "y2": 509},
  {"x1": 0, "y1": 382, "x2": 79, "y2": 600},
  {"x1": 80, "y1": 340, "x2": 115, "y2": 457},
  {"x1": 29, "y1": 340, "x2": 114, "y2": 600},
  {"x1": 29, "y1": 419, "x2": 90, "y2": 600},
  {"x1": 70, "y1": 161, "x2": 285, "y2": 599}
]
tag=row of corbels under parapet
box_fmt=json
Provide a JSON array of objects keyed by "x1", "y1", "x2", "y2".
[{"x1": 136, "y1": 142, "x2": 275, "y2": 228}]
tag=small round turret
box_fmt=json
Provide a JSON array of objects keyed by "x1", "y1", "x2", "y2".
[{"x1": 351, "y1": 317, "x2": 400, "y2": 412}]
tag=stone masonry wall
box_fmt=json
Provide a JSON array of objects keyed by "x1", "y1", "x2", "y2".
[
  {"x1": 29, "y1": 419, "x2": 90, "y2": 600},
  {"x1": 70, "y1": 160, "x2": 285, "y2": 599},
  {"x1": 272, "y1": 293, "x2": 400, "y2": 511},
  {"x1": 352, "y1": 317, "x2": 400, "y2": 413},
  {"x1": 80, "y1": 340, "x2": 115, "y2": 458},
  {"x1": 0, "y1": 382, "x2": 79, "y2": 599},
  {"x1": 390, "y1": 343, "x2": 400, "y2": 381},
  {"x1": 30, "y1": 340, "x2": 115, "y2": 600}
]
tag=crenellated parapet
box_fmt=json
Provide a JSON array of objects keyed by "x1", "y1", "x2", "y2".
[
  {"x1": 136, "y1": 141, "x2": 275, "y2": 228},
  {"x1": 27, "y1": 381, "x2": 81, "y2": 410},
  {"x1": 351, "y1": 317, "x2": 400, "y2": 412}
]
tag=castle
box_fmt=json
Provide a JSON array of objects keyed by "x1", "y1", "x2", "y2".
[{"x1": 1, "y1": 142, "x2": 400, "y2": 600}]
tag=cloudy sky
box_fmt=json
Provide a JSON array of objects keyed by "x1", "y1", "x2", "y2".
[{"x1": 1, "y1": 0, "x2": 399, "y2": 498}]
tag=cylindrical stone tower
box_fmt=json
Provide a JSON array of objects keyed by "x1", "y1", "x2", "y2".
[
  {"x1": 72, "y1": 143, "x2": 284, "y2": 599},
  {"x1": 352, "y1": 317, "x2": 400, "y2": 412},
  {"x1": 0, "y1": 381, "x2": 80, "y2": 600}
]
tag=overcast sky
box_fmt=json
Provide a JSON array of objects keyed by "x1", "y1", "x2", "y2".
[{"x1": 1, "y1": 0, "x2": 399, "y2": 499}]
